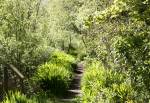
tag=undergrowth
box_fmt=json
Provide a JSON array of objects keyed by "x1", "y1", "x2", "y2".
[
  {"x1": 80, "y1": 60, "x2": 136, "y2": 103},
  {"x1": 33, "y1": 50, "x2": 76, "y2": 97}
]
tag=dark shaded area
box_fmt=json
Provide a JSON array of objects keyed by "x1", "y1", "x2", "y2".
[{"x1": 39, "y1": 76, "x2": 69, "y2": 97}]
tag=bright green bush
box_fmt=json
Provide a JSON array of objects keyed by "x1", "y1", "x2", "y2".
[
  {"x1": 2, "y1": 91, "x2": 61, "y2": 103},
  {"x1": 34, "y1": 50, "x2": 76, "y2": 96},
  {"x1": 2, "y1": 91, "x2": 37, "y2": 103},
  {"x1": 49, "y1": 50, "x2": 76, "y2": 69},
  {"x1": 35, "y1": 63, "x2": 72, "y2": 94},
  {"x1": 81, "y1": 61, "x2": 135, "y2": 103}
]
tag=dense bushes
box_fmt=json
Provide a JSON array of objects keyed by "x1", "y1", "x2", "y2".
[
  {"x1": 81, "y1": 61, "x2": 135, "y2": 103},
  {"x1": 73, "y1": 0, "x2": 150, "y2": 101},
  {"x1": 34, "y1": 50, "x2": 76, "y2": 96},
  {"x1": 1, "y1": 0, "x2": 150, "y2": 102},
  {"x1": 2, "y1": 51, "x2": 76, "y2": 101}
]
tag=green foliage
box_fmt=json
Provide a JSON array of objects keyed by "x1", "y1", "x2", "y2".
[
  {"x1": 35, "y1": 63, "x2": 71, "y2": 95},
  {"x1": 33, "y1": 50, "x2": 75, "y2": 96},
  {"x1": 0, "y1": 0, "x2": 51, "y2": 77},
  {"x1": 49, "y1": 50, "x2": 76, "y2": 69},
  {"x1": 2, "y1": 91, "x2": 61, "y2": 103},
  {"x1": 2, "y1": 91, "x2": 37, "y2": 103},
  {"x1": 1, "y1": 0, "x2": 150, "y2": 102},
  {"x1": 45, "y1": 0, "x2": 83, "y2": 53},
  {"x1": 81, "y1": 61, "x2": 135, "y2": 103},
  {"x1": 115, "y1": 22, "x2": 150, "y2": 98},
  {"x1": 76, "y1": 0, "x2": 150, "y2": 101}
]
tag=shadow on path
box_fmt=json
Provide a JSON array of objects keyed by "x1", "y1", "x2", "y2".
[{"x1": 61, "y1": 62, "x2": 84, "y2": 102}]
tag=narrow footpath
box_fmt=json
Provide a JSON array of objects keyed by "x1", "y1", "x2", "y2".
[{"x1": 61, "y1": 62, "x2": 84, "y2": 102}]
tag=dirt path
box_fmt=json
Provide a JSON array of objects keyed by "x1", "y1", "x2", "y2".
[{"x1": 61, "y1": 62, "x2": 84, "y2": 102}]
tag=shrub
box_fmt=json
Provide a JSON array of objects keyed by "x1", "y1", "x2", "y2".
[
  {"x1": 80, "y1": 61, "x2": 135, "y2": 103},
  {"x1": 49, "y1": 50, "x2": 76, "y2": 69},
  {"x1": 33, "y1": 50, "x2": 76, "y2": 96},
  {"x1": 2, "y1": 91, "x2": 60, "y2": 103},
  {"x1": 35, "y1": 63, "x2": 72, "y2": 96},
  {"x1": 2, "y1": 91, "x2": 37, "y2": 103}
]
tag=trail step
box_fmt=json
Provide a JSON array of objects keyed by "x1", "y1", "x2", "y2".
[
  {"x1": 74, "y1": 70, "x2": 84, "y2": 74},
  {"x1": 61, "y1": 62, "x2": 84, "y2": 102}
]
